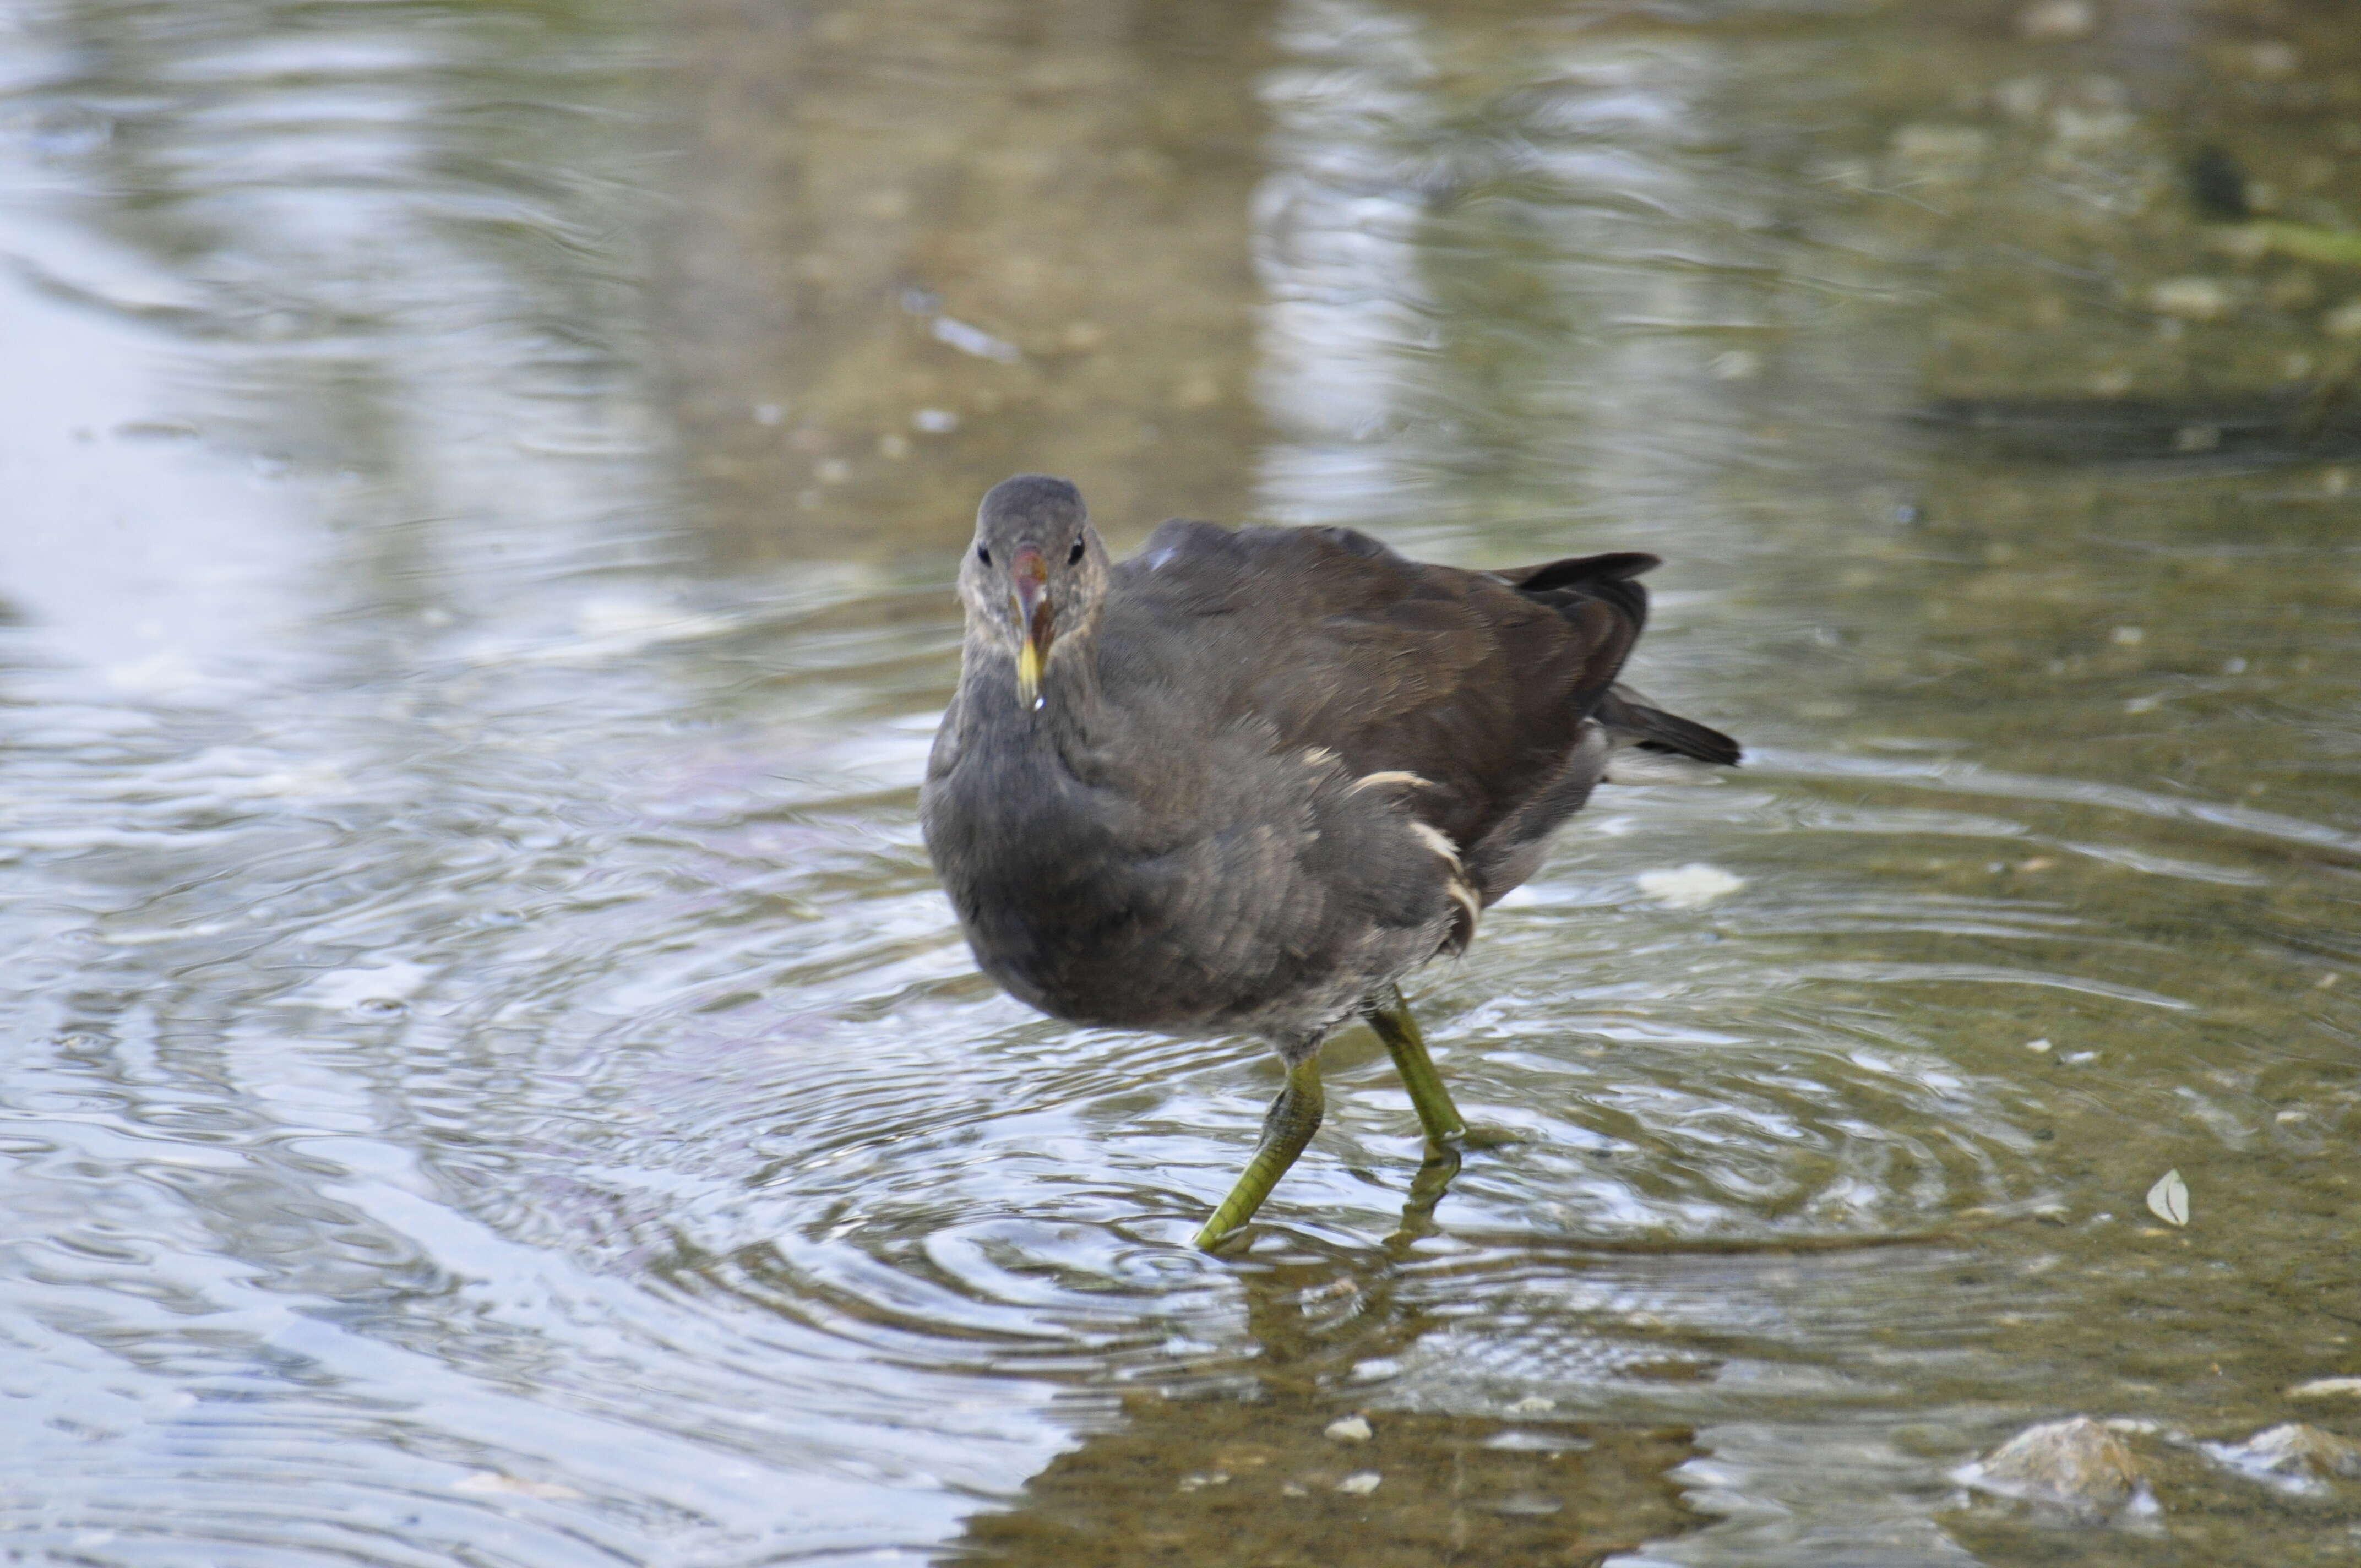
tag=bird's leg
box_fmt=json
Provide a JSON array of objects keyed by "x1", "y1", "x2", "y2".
[
  {"x1": 1399, "y1": 1139, "x2": 1462, "y2": 1222},
  {"x1": 1194, "y1": 1055, "x2": 1324, "y2": 1250},
  {"x1": 1366, "y1": 989, "x2": 1469, "y2": 1245},
  {"x1": 1363, "y1": 986, "x2": 1465, "y2": 1146},
  {"x1": 1378, "y1": 1150, "x2": 1464, "y2": 1260}
]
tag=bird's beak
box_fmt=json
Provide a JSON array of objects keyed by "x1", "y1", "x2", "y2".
[{"x1": 1009, "y1": 547, "x2": 1051, "y2": 706}]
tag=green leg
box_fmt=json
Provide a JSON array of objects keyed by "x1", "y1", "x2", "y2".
[
  {"x1": 1363, "y1": 986, "x2": 1465, "y2": 1145},
  {"x1": 1401, "y1": 1140, "x2": 1462, "y2": 1222},
  {"x1": 1194, "y1": 1056, "x2": 1324, "y2": 1250}
]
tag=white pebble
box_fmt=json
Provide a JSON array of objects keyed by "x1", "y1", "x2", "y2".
[
  {"x1": 1324, "y1": 1415, "x2": 1373, "y2": 1443},
  {"x1": 2289, "y1": 1377, "x2": 2361, "y2": 1398},
  {"x1": 1336, "y1": 1471, "x2": 1382, "y2": 1495}
]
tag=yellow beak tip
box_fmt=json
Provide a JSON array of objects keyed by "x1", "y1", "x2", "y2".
[{"x1": 1016, "y1": 641, "x2": 1043, "y2": 703}]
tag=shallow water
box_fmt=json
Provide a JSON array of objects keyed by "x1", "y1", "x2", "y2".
[{"x1": 2, "y1": 0, "x2": 2358, "y2": 1563}]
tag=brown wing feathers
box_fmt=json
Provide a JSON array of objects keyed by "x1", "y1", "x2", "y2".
[
  {"x1": 1113, "y1": 522, "x2": 1735, "y2": 861},
  {"x1": 1261, "y1": 534, "x2": 1646, "y2": 841}
]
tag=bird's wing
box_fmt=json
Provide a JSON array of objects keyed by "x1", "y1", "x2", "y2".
[{"x1": 1106, "y1": 520, "x2": 1656, "y2": 853}]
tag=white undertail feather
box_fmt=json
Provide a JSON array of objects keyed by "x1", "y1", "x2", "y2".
[
  {"x1": 1408, "y1": 821, "x2": 1461, "y2": 868},
  {"x1": 1408, "y1": 821, "x2": 1481, "y2": 952},
  {"x1": 1347, "y1": 770, "x2": 1432, "y2": 794}
]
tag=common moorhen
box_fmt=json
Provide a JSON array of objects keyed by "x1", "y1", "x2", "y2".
[{"x1": 921, "y1": 475, "x2": 1738, "y2": 1248}]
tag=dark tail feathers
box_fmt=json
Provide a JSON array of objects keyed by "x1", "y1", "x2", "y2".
[
  {"x1": 1496, "y1": 553, "x2": 1739, "y2": 767},
  {"x1": 1598, "y1": 686, "x2": 1742, "y2": 766}
]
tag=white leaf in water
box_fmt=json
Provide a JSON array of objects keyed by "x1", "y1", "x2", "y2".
[
  {"x1": 2146, "y1": 1168, "x2": 2190, "y2": 1228},
  {"x1": 455, "y1": 1471, "x2": 583, "y2": 1500},
  {"x1": 1635, "y1": 864, "x2": 1744, "y2": 908},
  {"x1": 931, "y1": 315, "x2": 1021, "y2": 363}
]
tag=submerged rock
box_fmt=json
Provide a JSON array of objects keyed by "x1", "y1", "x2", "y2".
[
  {"x1": 2207, "y1": 1423, "x2": 2361, "y2": 1489},
  {"x1": 1958, "y1": 1415, "x2": 2156, "y2": 1523}
]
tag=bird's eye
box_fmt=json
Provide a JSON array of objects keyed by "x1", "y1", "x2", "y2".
[
  {"x1": 1067, "y1": 537, "x2": 1085, "y2": 565},
  {"x1": 977, "y1": 545, "x2": 992, "y2": 567}
]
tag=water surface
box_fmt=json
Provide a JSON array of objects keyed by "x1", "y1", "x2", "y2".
[{"x1": 3, "y1": 1, "x2": 2358, "y2": 1564}]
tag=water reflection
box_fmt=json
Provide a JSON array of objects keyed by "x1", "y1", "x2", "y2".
[
  {"x1": 2, "y1": 0, "x2": 2359, "y2": 1564},
  {"x1": 655, "y1": 0, "x2": 1274, "y2": 560},
  {"x1": 1255, "y1": 0, "x2": 1785, "y2": 537},
  {"x1": 952, "y1": 1250, "x2": 1700, "y2": 1567}
]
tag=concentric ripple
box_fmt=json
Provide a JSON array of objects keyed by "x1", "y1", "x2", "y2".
[{"x1": 4, "y1": 0, "x2": 2360, "y2": 1565}]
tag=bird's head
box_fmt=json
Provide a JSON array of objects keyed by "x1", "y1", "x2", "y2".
[{"x1": 959, "y1": 474, "x2": 1109, "y2": 709}]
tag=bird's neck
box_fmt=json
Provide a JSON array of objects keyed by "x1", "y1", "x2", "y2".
[{"x1": 958, "y1": 625, "x2": 1108, "y2": 763}]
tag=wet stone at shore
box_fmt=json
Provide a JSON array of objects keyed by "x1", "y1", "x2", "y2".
[{"x1": 1956, "y1": 1417, "x2": 2154, "y2": 1525}]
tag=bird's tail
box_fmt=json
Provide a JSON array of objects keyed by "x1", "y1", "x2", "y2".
[{"x1": 1597, "y1": 686, "x2": 1742, "y2": 766}]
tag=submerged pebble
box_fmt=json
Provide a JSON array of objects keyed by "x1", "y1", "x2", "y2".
[
  {"x1": 1636, "y1": 864, "x2": 1745, "y2": 909},
  {"x1": 1324, "y1": 1415, "x2": 1373, "y2": 1444},
  {"x1": 1489, "y1": 1491, "x2": 1563, "y2": 1516},
  {"x1": 2321, "y1": 300, "x2": 2361, "y2": 339},
  {"x1": 2148, "y1": 277, "x2": 2232, "y2": 322},
  {"x1": 2017, "y1": 0, "x2": 2098, "y2": 42}
]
